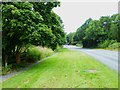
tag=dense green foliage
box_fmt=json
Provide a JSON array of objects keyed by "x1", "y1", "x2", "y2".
[
  {"x1": 25, "y1": 46, "x2": 42, "y2": 62},
  {"x1": 66, "y1": 32, "x2": 75, "y2": 45},
  {"x1": 2, "y1": 46, "x2": 54, "y2": 75},
  {"x1": 67, "y1": 14, "x2": 120, "y2": 49},
  {"x1": 2, "y1": 2, "x2": 65, "y2": 66},
  {"x1": 24, "y1": 45, "x2": 53, "y2": 63}
]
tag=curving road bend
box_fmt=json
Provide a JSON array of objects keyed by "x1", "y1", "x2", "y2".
[{"x1": 64, "y1": 45, "x2": 119, "y2": 72}]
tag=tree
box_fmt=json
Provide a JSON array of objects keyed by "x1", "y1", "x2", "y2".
[
  {"x1": 32, "y1": 2, "x2": 65, "y2": 50},
  {"x1": 66, "y1": 32, "x2": 75, "y2": 45},
  {"x1": 73, "y1": 14, "x2": 120, "y2": 48},
  {"x1": 2, "y1": 2, "x2": 44, "y2": 64},
  {"x1": 73, "y1": 18, "x2": 93, "y2": 47},
  {"x1": 2, "y1": 2, "x2": 65, "y2": 65},
  {"x1": 109, "y1": 14, "x2": 120, "y2": 41}
]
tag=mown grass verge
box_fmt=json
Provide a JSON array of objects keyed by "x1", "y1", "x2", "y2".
[{"x1": 1, "y1": 48, "x2": 118, "y2": 88}]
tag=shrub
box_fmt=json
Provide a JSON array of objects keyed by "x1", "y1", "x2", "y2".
[
  {"x1": 2, "y1": 65, "x2": 12, "y2": 75},
  {"x1": 54, "y1": 45, "x2": 63, "y2": 52},
  {"x1": 108, "y1": 42, "x2": 120, "y2": 50},
  {"x1": 98, "y1": 40, "x2": 120, "y2": 50},
  {"x1": 71, "y1": 42, "x2": 77, "y2": 45},
  {"x1": 98, "y1": 40, "x2": 111, "y2": 48},
  {"x1": 98, "y1": 40, "x2": 117, "y2": 48},
  {"x1": 26, "y1": 45, "x2": 42, "y2": 62},
  {"x1": 76, "y1": 44, "x2": 83, "y2": 47},
  {"x1": 24, "y1": 45, "x2": 54, "y2": 63},
  {"x1": 36, "y1": 46, "x2": 54, "y2": 58},
  {"x1": 12, "y1": 62, "x2": 28, "y2": 70}
]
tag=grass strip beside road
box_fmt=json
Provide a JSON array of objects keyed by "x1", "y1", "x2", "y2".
[{"x1": 2, "y1": 48, "x2": 118, "y2": 88}]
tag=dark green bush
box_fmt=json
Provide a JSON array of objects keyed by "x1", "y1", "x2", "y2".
[
  {"x1": 23, "y1": 45, "x2": 54, "y2": 63},
  {"x1": 108, "y1": 42, "x2": 120, "y2": 50},
  {"x1": 98, "y1": 40, "x2": 111, "y2": 48},
  {"x1": 54, "y1": 45, "x2": 63, "y2": 52},
  {"x1": 98, "y1": 40, "x2": 117, "y2": 48},
  {"x1": 98, "y1": 40, "x2": 120, "y2": 50},
  {"x1": 26, "y1": 45, "x2": 42, "y2": 62},
  {"x1": 37, "y1": 46, "x2": 53, "y2": 58},
  {"x1": 12, "y1": 62, "x2": 27, "y2": 70},
  {"x1": 2, "y1": 65, "x2": 12, "y2": 75},
  {"x1": 2, "y1": 45, "x2": 54, "y2": 75}
]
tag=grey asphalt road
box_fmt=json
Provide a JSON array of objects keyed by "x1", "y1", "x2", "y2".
[{"x1": 64, "y1": 45, "x2": 119, "y2": 72}]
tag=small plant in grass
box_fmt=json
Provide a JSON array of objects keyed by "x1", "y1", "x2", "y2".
[{"x1": 2, "y1": 65, "x2": 12, "y2": 75}]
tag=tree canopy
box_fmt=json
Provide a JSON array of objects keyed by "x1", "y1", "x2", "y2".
[
  {"x1": 72, "y1": 14, "x2": 120, "y2": 48},
  {"x1": 2, "y1": 2, "x2": 65, "y2": 65}
]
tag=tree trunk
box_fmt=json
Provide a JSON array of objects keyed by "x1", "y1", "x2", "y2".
[
  {"x1": 4, "y1": 55, "x2": 8, "y2": 67},
  {"x1": 16, "y1": 49, "x2": 20, "y2": 64}
]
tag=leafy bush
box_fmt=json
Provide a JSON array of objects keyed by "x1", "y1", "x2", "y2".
[
  {"x1": 98, "y1": 40, "x2": 110, "y2": 48},
  {"x1": 24, "y1": 45, "x2": 54, "y2": 62},
  {"x1": 36, "y1": 46, "x2": 54, "y2": 58},
  {"x1": 98, "y1": 40, "x2": 120, "y2": 50},
  {"x1": 76, "y1": 44, "x2": 83, "y2": 47},
  {"x1": 108, "y1": 42, "x2": 120, "y2": 50},
  {"x1": 71, "y1": 42, "x2": 77, "y2": 45},
  {"x1": 54, "y1": 45, "x2": 63, "y2": 52},
  {"x1": 12, "y1": 62, "x2": 28, "y2": 70},
  {"x1": 26, "y1": 45, "x2": 42, "y2": 62},
  {"x1": 2, "y1": 62, "x2": 28, "y2": 75},
  {"x1": 2, "y1": 46, "x2": 54, "y2": 75},
  {"x1": 98, "y1": 40, "x2": 117, "y2": 48},
  {"x1": 2, "y1": 65, "x2": 12, "y2": 75}
]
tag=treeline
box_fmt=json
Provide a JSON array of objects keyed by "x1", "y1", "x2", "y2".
[
  {"x1": 2, "y1": 2, "x2": 65, "y2": 67},
  {"x1": 67, "y1": 14, "x2": 120, "y2": 48}
]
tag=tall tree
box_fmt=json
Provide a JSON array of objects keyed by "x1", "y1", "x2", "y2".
[
  {"x1": 2, "y1": 2, "x2": 65, "y2": 65},
  {"x1": 73, "y1": 14, "x2": 120, "y2": 48}
]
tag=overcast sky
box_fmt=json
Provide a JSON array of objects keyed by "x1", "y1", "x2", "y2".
[{"x1": 53, "y1": 0, "x2": 118, "y2": 34}]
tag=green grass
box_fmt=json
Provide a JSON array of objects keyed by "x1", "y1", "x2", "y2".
[{"x1": 2, "y1": 48, "x2": 118, "y2": 88}]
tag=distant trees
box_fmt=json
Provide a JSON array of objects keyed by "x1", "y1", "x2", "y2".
[
  {"x1": 2, "y1": 2, "x2": 65, "y2": 66},
  {"x1": 66, "y1": 32, "x2": 75, "y2": 45},
  {"x1": 109, "y1": 14, "x2": 120, "y2": 41},
  {"x1": 72, "y1": 14, "x2": 120, "y2": 48}
]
